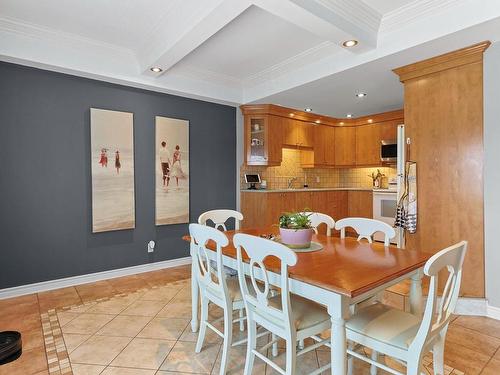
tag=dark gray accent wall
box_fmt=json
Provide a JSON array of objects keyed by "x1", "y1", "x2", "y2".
[{"x1": 0, "y1": 62, "x2": 236, "y2": 289}]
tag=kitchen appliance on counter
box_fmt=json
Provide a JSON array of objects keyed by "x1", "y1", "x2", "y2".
[{"x1": 244, "y1": 173, "x2": 261, "y2": 190}]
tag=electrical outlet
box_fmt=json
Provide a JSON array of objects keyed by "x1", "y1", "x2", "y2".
[{"x1": 148, "y1": 240, "x2": 155, "y2": 253}]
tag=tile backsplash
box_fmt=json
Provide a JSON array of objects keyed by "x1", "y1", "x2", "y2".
[{"x1": 241, "y1": 148, "x2": 396, "y2": 190}]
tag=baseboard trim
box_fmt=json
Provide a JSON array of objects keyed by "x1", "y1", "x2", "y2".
[
  {"x1": 487, "y1": 304, "x2": 500, "y2": 320},
  {"x1": 453, "y1": 297, "x2": 500, "y2": 320},
  {"x1": 0, "y1": 257, "x2": 192, "y2": 300}
]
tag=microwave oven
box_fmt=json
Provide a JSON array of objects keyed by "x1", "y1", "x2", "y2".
[{"x1": 380, "y1": 139, "x2": 397, "y2": 163}]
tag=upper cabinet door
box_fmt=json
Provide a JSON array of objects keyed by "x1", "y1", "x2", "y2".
[
  {"x1": 283, "y1": 119, "x2": 314, "y2": 148},
  {"x1": 282, "y1": 118, "x2": 299, "y2": 146},
  {"x1": 296, "y1": 121, "x2": 314, "y2": 148},
  {"x1": 245, "y1": 115, "x2": 282, "y2": 166},
  {"x1": 334, "y1": 126, "x2": 356, "y2": 166},
  {"x1": 355, "y1": 124, "x2": 380, "y2": 166},
  {"x1": 323, "y1": 125, "x2": 335, "y2": 165},
  {"x1": 379, "y1": 120, "x2": 399, "y2": 141}
]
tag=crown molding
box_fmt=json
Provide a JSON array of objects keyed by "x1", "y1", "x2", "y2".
[
  {"x1": 393, "y1": 41, "x2": 491, "y2": 82},
  {"x1": 243, "y1": 41, "x2": 336, "y2": 87},
  {"x1": 380, "y1": 0, "x2": 462, "y2": 35},
  {"x1": 311, "y1": 0, "x2": 381, "y2": 34},
  {"x1": 0, "y1": 15, "x2": 136, "y2": 59}
]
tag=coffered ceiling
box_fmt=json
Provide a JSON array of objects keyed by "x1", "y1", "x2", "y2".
[{"x1": 1, "y1": 0, "x2": 500, "y2": 117}]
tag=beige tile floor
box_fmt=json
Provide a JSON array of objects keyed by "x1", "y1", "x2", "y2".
[{"x1": 0, "y1": 265, "x2": 500, "y2": 374}]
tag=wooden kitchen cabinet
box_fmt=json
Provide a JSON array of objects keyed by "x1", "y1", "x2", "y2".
[
  {"x1": 241, "y1": 192, "x2": 297, "y2": 228},
  {"x1": 379, "y1": 120, "x2": 399, "y2": 141},
  {"x1": 355, "y1": 124, "x2": 380, "y2": 166},
  {"x1": 244, "y1": 114, "x2": 282, "y2": 166},
  {"x1": 326, "y1": 191, "x2": 348, "y2": 221},
  {"x1": 334, "y1": 126, "x2": 356, "y2": 166},
  {"x1": 348, "y1": 191, "x2": 373, "y2": 218},
  {"x1": 282, "y1": 119, "x2": 314, "y2": 148},
  {"x1": 301, "y1": 125, "x2": 335, "y2": 167}
]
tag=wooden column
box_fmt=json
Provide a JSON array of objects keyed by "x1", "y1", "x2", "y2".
[{"x1": 394, "y1": 41, "x2": 490, "y2": 297}]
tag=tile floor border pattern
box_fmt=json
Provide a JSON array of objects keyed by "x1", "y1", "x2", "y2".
[
  {"x1": 38, "y1": 279, "x2": 470, "y2": 375},
  {"x1": 40, "y1": 285, "x2": 154, "y2": 375}
]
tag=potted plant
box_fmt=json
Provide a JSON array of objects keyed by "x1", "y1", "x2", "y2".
[{"x1": 278, "y1": 211, "x2": 313, "y2": 249}]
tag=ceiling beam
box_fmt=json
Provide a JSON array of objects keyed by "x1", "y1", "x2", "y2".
[{"x1": 138, "y1": 0, "x2": 251, "y2": 75}]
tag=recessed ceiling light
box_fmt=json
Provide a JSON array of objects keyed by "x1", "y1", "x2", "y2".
[
  {"x1": 150, "y1": 67, "x2": 163, "y2": 73},
  {"x1": 346, "y1": 113, "x2": 353, "y2": 118},
  {"x1": 339, "y1": 122, "x2": 345, "y2": 125},
  {"x1": 368, "y1": 119, "x2": 373, "y2": 123},
  {"x1": 356, "y1": 92, "x2": 367, "y2": 98},
  {"x1": 304, "y1": 108, "x2": 312, "y2": 112},
  {"x1": 315, "y1": 120, "x2": 321, "y2": 124},
  {"x1": 289, "y1": 113, "x2": 295, "y2": 117},
  {"x1": 342, "y1": 40, "x2": 358, "y2": 48}
]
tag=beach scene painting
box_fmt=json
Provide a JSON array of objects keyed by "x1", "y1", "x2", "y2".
[
  {"x1": 90, "y1": 108, "x2": 135, "y2": 233},
  {"x1": 155, "y1": 116, "x2": 189, "y2": 225}
]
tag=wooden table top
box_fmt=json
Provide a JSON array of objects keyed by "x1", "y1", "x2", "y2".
[{"x1": 183, "y1": 227, "x2": 432, "y2": 298}]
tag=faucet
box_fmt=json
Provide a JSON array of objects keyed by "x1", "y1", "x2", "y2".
[{"x1": 287, "y1": 177, "x2": 298, "y2": 189}]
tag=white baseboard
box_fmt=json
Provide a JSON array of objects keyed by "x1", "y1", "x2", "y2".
[
  {"x1": 453, "y1": 297, "x2": 500, "y2": 320},
  {"x1": 487, "y1": 304, "x2": 500, "y2": 320},
  {"x1": 0, "y1": 257, "x2": 192, "y2": 300}
]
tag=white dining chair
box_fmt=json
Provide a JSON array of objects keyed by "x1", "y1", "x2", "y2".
[
  {"x1": 198, "y1": 209, "x2": 243, "y2": 231},
  {"x1": 233, "y1": 233, "x2": 332, "y2": 375},
  {"x1": 302, "y1": 212, "x2": 335, "y2": 236},
  {"x1": 335, "y1": 217, "x2": 396, "y2": 246},
  {"x1": 198, "y1": 209, "x2": 245, "y2": 330},
  {"x1": 345, "y1": 240, "x2": 467, "y2": 375},
  {"x1": 189, "y1": 223, "x2": 254, "y2": 375}
]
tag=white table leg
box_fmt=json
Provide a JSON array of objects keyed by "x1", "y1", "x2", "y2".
[
  {"x1": 329, "y1": 296, "x2": 350, "y2": 375},
  {"x1": 191, "y1": 252, "x2": 199, "y2": 332},
  {"x1": 409, "y1": 268, "x2": 423, "y2": 316}
]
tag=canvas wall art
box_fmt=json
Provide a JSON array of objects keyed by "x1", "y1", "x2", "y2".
[
  {"x1": 90, "y1": 108, "x2": 135, "y2": 233},
  {"x1": 155, "y1": 116, "x2": 189, "y2": 225}
]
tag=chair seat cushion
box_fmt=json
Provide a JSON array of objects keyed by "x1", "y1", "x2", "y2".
[
  {"x1": 268, "y1": 294, "x2": 330, "y2": 331},
  {"x1": 346, "y1": 303, "x2": 420, "y2": 349},
  {"x1": 226, "y1": 277, "x2": 255, "y2": 302}
]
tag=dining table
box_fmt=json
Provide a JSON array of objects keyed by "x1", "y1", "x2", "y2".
[{"x1": 183, "y1": 227, "x2": 432, "y2": 375}]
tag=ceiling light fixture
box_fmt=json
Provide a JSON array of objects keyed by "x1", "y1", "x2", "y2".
[
  {"x1": 339, "y1": 122, "x2": 345, "y2": 125},
  {"x1": 315, "y1": 120, "x2": 321, "y2": 124},
  {"x1": 150, "y1": 67, "x2": 163, "y2": 73},
  {"x1": 356, "y1": 92, "x2": 367, "y2": 98},
  {"x1": 289, "y1": 113, "x2": 295, "y2": 117},
  {"x1": 368, "y1": 119, "x2": 373, "y2": 123},
  {"x1": 346, "y1": 113, "x2": 353, "y2": 118},
  {"x1": 304, "y1": 108, "x2": 312, "y2": 112},
  {"x1": 342, "y1": 40, "x2": 358, "y2": 48}
]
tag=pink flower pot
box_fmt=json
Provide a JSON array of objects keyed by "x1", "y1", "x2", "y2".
[{"x1": 279, "y1": 228, "x2": 313, "y2": 249}]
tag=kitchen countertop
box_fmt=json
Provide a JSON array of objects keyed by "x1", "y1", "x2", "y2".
[{"x1": 241, "y1": 187, "x2": 374, "y2": 193}]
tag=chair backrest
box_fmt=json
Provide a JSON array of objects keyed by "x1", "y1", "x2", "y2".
[
  {"x1": 198, "y1": 209, "x2": 243, "y2": 231},
  {"x1": 410, "y1": 241, "x2": 467, "y2": 353},
  {"x1": 233, "y1": 233, "x2": 297, "y2": 337},
  {"x1": 302, "y1": 212, "x2": 335, "y2": 236},
  {"x1": 335, "y1": 217, "x2": 396, "y2": 246},
  {"x1": 189, "y1": 223, "x2": 230, "y2": 303}
]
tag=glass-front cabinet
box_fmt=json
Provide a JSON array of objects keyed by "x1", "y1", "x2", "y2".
[{"x1": 244, "y1": 114, "x2": 282, "y2": 166}]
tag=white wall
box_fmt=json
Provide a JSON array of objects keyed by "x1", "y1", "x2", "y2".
[
  {"x1": 236, "y1": 108, "x2": 244, "y2": 210},
  {"x1": 484, "y1": 42, "x2": 500, "y2": 308}
]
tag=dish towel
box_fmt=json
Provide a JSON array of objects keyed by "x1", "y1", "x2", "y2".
[{"x1": 395, "y1": 161, "x2": 417, "y2": 234}]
